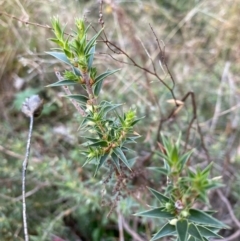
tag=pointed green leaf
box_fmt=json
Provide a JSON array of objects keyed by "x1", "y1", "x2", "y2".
[
  {"x1": 111, "y1": 152, "x2": 120, "y2": 172},
  {"x1": 204, "y1": 210, "x2": 217, "y2": 215},
  {"x1": 188, "y1": 236, "x2": 196, "y2": 241},
  {"x1": 84, "y1": 28, "x2": 104, "y2": 55},
  {"x1": 88, "y1": 140, "x2": 108, "y2": 147},
  {"x1": 188, "y1": 224, "x2": 204, "y2": 241},
  {"x1": 202, "y1": 162, "x2": 213, "y2": 176},
  {"x1": 49, "y1": 38, "x2": 62, "y2": 45},
  {"x1": 82, "y1": 157, "x2": 92, "y2": 167},
  {"x1": 46, "y1": 79, "x2": 78, "y2": 87},
  {"x1": 148, "y1": 187, "x2": 172, "y2": 204},
  {"x1": 135, "y1": 207, "x2": 175, "y2": 219},
  {"x1": 87, "y1": 45, "x2": 95, "y2": 69},
  {"x1": 93, "y1": 79, "x2": 103, "y2": 97},
  {"x1": 46, "y1": 51, "x2": 72, "y2": 65},
  {"x1": 94, "y1": 153, "x2": 109, "y2": 176},
  {"x1": 125, "y1": 136, "x2": 141, "y2": 143},
  {"x1": 94, "y1": 69, "x2": 120, "y2": 86},
  {"x1": 196, "y1": 225, "x2": 222, "y2": 238},
  {"x1": 156, "y1": 151, "x2": 172, "y2": 165},
  {"x1": 151, "y1": 222, "x2": 176, "y2": 240},
  {"x1": 176, "y1": 219, "x2": 188, "y2": 241},
  {"x1": 130, "y1": 116, "x2": 145, "y2": 126},
  {"x1": 64, "y1": 94, "x2": 88, "y2": 105},
  {"x1": 121, "y1": 146, "x2": 132, "y2": 152},
  {"x1": 188, "y1": 209, "x2": 229, "y2": 228},
  {"x1": 93, "y1": 69, "x2": 120, "y2": 96},
  {"x1": 72, "y1": 66, "x2": 82, "y2": 76},
  {"x1": 176, "y1": 132, "x2": 182, "y2": 148},
  {"x1": 188, "y1": 169, "x2": 196, "y2": 178},
  {"x1": 171, "y1": 145, "x2": 179, "y2": 164},
  {"x1": 99, "y1": 103, "x2": 122, "y2": 116},
  {"x1": 179, "y1": 150, "x2": 193, "y2": 169},
  {"x1": 85, "y1": 137, "x2": 100, "y2": 142},
  {"x1": 161, "y1": 134, "x2": 172, "y2": 157},
  {"x1": 113, "y1": 147, "x2": 131, "y2": 170}
]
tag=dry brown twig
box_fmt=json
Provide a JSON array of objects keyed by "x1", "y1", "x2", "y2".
[
  {"x1": 0, "y1": 11, "x2": 74, "y2": 37},
  {"x1": 119, "y1": 212, "x2": 146, "y2": 241}
]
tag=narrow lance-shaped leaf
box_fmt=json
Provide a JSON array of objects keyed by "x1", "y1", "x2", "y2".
[
  {"x1": 82, "y1": 156, "x2": 96, "y2": 168},
  {"x1": 93, "y1": 69, "x2": 121, "y2": 86},
  {"x1": 176, "y1": 219, "x2": 188, "y2": 241},
  {"x1": 148, "y1": 187, "x2": 172, "y2": 204},
  {"x1": 130, "y1": 116, "x2": 145, "y2": 126},
  {"x1": 156, "y1": 151, "x2": 172, "y2": 166},
  {"x1": 72, "y1": 66, "x2": 82, "y2": 76},
  {"x1": 178, "y1": 150, "x2": 193, "y2": 170},
  {"x1": 93, "y1": 69, "x2": 121, "y2": 97},
  {"x1": 46, "y1": 52, "x2": 72, "y2": 65},
  {"x1": 188, "y1": 209, "x2": 229, "y2": 228},
  {"x1": 150, "y1": 222, "x2": 176, "y2": 241},
  {"x1": 46, "y1": 79, "x2": 78, "y2": 87},
  {"x1": 99, "y1": 103, "x2": 122, "y2": 116},
  {"x1": 87, "y1": 140, "x2": 108, "y2": 147},
  {"x1": 160, "y1": 134, "x2": 173, "y2": 157},
  {"x1": 171, "y1": 145, "x2": 179, "y2": 164},
  {"x1": 85, "y1": 137, "x2": 101, "y2": 142},
  {"x1": 84, "y1": 28, "x2": 104, "y2": 56},
  {"x1": 196, "y1": 225, "x2": 222, "y2": 238},
  {"x1": 94, "y1": 153, "x2": 109, "y2": 176},
  {"x1": 113, "y1": 147, "x2": 131, "y2": 171},
  {"x1": 188, "y1": 223, "x2": 204, "y2": 241},
  {"x1": 111, "y1": 152, "x2": 120, "y2": 172},
  {"x1": 134, "y1": 207, "x2": 175, "y2": 219},
  {"x1": 87, "y1": 45, "x2": 95, "y2": 69},
  {"x1": 188, "y1": 236, "x2": 196, "y2": 241},
  {"x1": 64, "y1": 94, "x2": 89, "y2": 105}
]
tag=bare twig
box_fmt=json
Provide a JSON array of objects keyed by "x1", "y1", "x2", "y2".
[
  {"x1": 117, "y1": 209, "x2": 124, "y2": 241},
  {"x1": 120, "y1": 213, "x2": 146, "y2": 241},
  {"x1": 0, "y1": 182, "x2": 49, "y2": 203},
  {"x1": 156, "y1": 91, "x2": 210, "y2": 162},
  {"x1": 96, "y1": 2, "x2": 176, "y2": 99},
  {"x1": 0, "y1": 11, "x2": 51, "y2": 29},
  {"x1": 0, "y1": 11, "x2": 73, "y2": 37},
  {"x1": 212, "y1": 230, "x2": 240, "y2": 241},
  {"x1": 149, "y1": 24, "x2": 176, "y2": 91},
  {"x1": 81, "y1": 70, "x2": 96, "y2": 104},
  {"x1": 0, "y1": 144, "x2": 41, "y2": 162},
  {"x1": 216, "y1": 189, "x2": 240, "y2": 229},
  {"x1": 210, "y1": 62, "x2": 230, "y2": 132}
]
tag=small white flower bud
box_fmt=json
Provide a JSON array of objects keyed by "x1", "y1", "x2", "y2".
[{"x1": 169, "y1": 218, "x2": 178, "y2": 226}]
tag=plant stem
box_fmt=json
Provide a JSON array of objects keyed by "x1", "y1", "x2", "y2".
[{"x1": 22, "y1": 115, "x2": 34, "y2": 241}]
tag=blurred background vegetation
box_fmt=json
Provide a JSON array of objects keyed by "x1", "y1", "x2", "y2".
[{"x1": 0, "y1": 0, "x2": 240, "y2": 240}]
